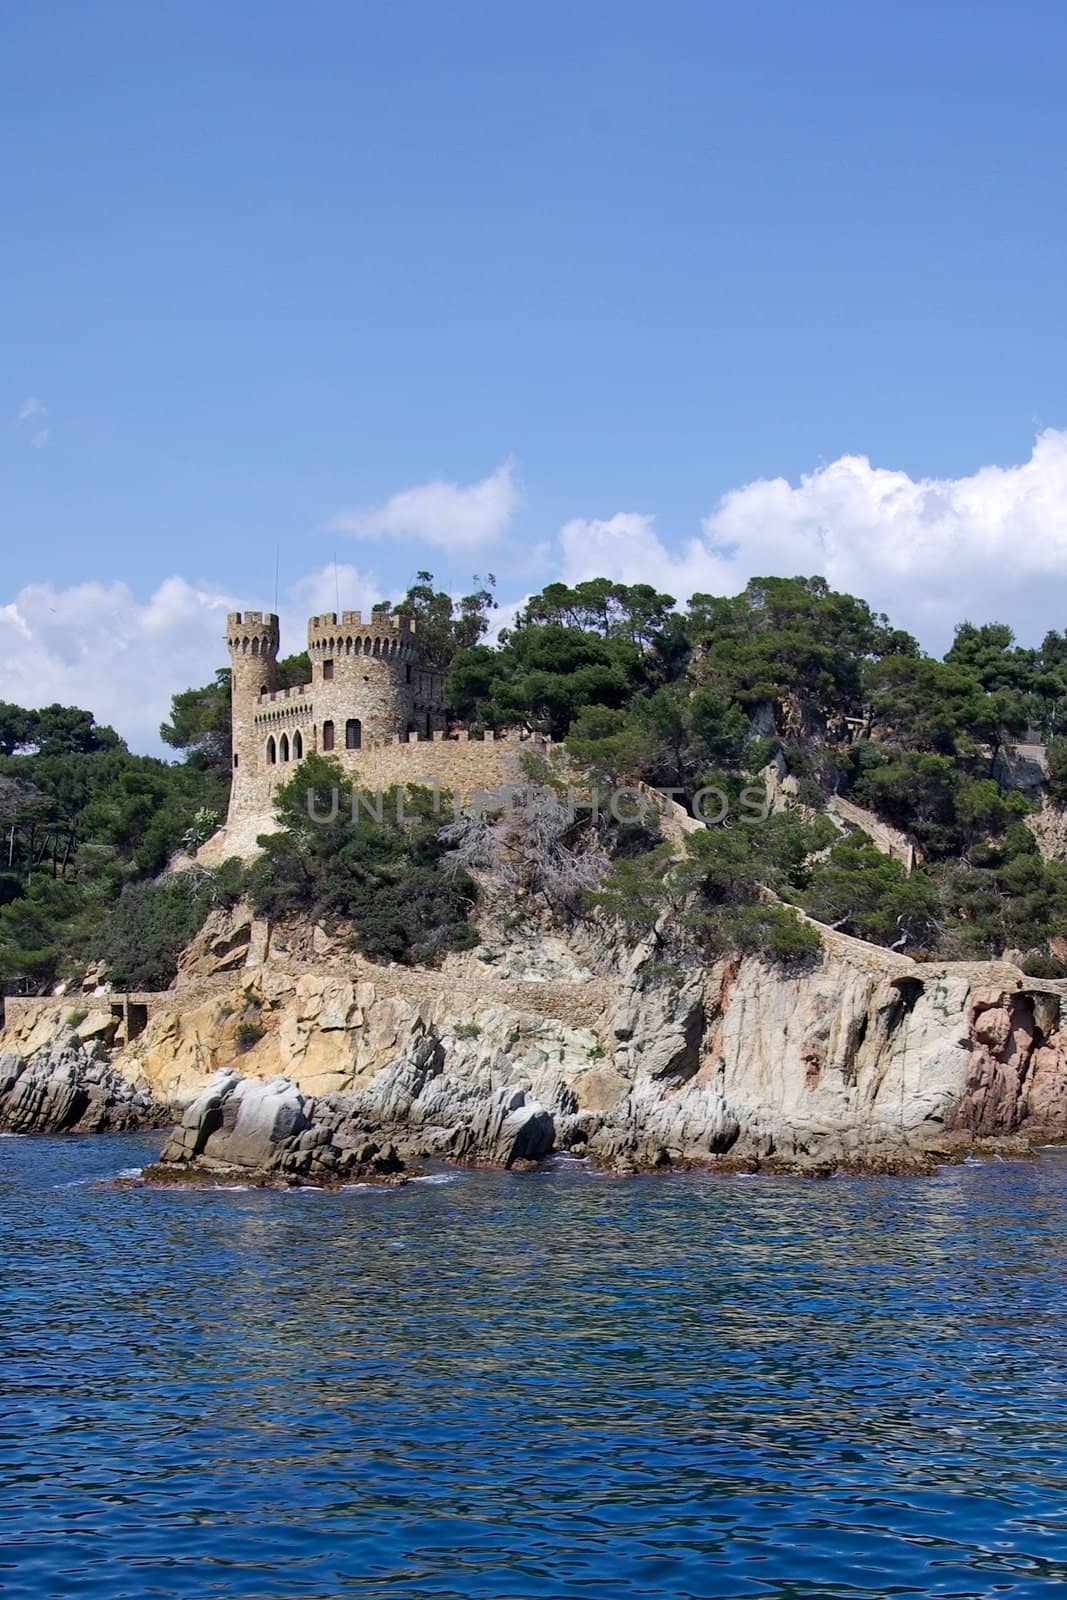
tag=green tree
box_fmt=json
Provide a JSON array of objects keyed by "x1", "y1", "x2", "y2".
[
  {"x1": 160, "y1": 669, "x2": 232, "y2": 770},
  {"x1": 393, "y1": 571, "x2": 497, "y2": 673},
  {"x1": 246, "y1": 755, "x2": 479, "y2": 966}
]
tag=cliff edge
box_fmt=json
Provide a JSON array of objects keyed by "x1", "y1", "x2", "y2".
[{"x1": 4, "y1": 897, "x2": 1066, "y2": 1177}]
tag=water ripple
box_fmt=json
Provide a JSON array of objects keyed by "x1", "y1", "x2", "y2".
[{"x1": 2, "y1": 1135, "x2": 1067, "y2": 1596}]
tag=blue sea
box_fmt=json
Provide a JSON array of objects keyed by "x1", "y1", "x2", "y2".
[{"x1": 3, "y1": 1134, "x2": 1067, "y2": 1599}]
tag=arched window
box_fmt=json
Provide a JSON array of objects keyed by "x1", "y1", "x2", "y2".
[
  {"x1": 345, "y1": 718, "x2": 362, "y2": 750},
  {"x1": 251, "y1": 636, "x2": 259, "y2": 655},
  {"x1": 266, "y1": 736, "x2": 277, "y2": 764},
  {"x1": 293, "y1": 730, "x2": 303, "y2": 760},
  {"x1": 280, "y1": 733, "x2": 290, "y2": 762},
  {"x1": 322, "y1": 720, "x2": 335, "y2": 752}
]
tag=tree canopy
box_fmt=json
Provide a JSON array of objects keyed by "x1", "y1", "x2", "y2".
[{"x1": 5, "y1": 567, "x2": 1067, "y2": 988}]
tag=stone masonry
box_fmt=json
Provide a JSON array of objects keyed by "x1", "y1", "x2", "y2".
[{"x1": 226, "y1": 609, "x2": 549, "y2": 824}]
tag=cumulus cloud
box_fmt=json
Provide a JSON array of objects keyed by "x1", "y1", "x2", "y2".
[
  {"x1": 560, "y1": 512, "x2": 734, "y2": 603},
  {"x1": 0, "y1": 563, "x2": 383, "y2": 755},
  {"x1": 279, "y1": 562, "x2": 382, "y2": 651},
  {"x1": 560, "y1": 431, "x2": 1067, "y2": 650},
  {"x1": 0, "y1": 577, "x2": 235, "y2": 752},
  {"x1": 330, "y1": 461, "x2": 519, "y2": 550}
]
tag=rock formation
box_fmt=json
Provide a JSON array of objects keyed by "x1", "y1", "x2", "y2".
[
  {"x1": 147, "y1": 1060, "x2": 558, "y2": 1186},
  {"x1": 0, "y1": 1035, "x2": 165, "y2": 1134},
  {"x1": 3, "y1": 893, "x2": 1067, "y2": 1176},
  {"x1": 148, "y1": 1071, "x2": 406, "y2": 1187}
]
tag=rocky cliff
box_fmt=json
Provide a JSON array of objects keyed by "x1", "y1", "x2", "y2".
[{"x1": 4, "y1": 893, "x2": 1066, "y2": 1178}]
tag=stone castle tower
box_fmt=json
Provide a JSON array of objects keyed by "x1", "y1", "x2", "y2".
[{"x1": 226, "y1": 608, "x2": 447, "y2": 821}]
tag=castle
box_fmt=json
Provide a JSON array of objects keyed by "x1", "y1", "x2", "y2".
[{"x1": 224, "y1": 609, "x2": 545, "y2": 828}]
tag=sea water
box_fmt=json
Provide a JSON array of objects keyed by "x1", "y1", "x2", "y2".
[{"x1": 3, "y1": 1132, "x2": 1067, "y2": 1598}]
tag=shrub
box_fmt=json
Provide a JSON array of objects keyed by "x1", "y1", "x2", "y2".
[
  {"x1": 453, "y1": 1021, "x2": 482, "y2": 1040},
  {"x1": 236, "y1": 1019, "x2": 265, "y2": 1052},
  {"x1": 93, "y1": 870, "x2": 230, "y2": 991},
  {"x1": 1022, "y1": 953, "x2": 1067, "y2": 979},
  {"x1": 246, "y1": 763, "x2": 479, "y2": 967}
]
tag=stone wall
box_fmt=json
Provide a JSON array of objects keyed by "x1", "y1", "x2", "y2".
[
  {"x1": 226, "y1": 607, "x2": 462, "y2": 825},
  {"x1": 827, "y1": 794, "x2": 918, "y2": 871},
  {"x1": 202, "y1": 730, "x2": 554, "y2": 861}
]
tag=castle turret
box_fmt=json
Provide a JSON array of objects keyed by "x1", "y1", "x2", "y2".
[
  {"x1": 226, "y1": 611, "x2": 280, "y2": 812},
  {"x1": 305, "y1": 609, "x2": 441, "y2": 745},
  {"x1": 227, "y1": 609, "x2": 279, "y2": 701}
]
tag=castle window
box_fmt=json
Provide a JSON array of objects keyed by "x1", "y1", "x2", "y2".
[
  {"x1": 251, "y1": 637, "x2": 259, "y2": 655},
  {"x1": 345, "y1": 718, "x2": 362, "y2": 750},
  {"x1": 405, "y1": 664, "x2": 412, "y2": 684},
  {"x1": 266, "y1": 736, "x2": 277, "y2": 764},
  {"x1": 280, "y1": 733, "x2": 290, "y2": 762},
  {"x1": 322, "y1": 720, "x2": 335, "y2": 752},
  {"x1": 233, "y1": 753, "x2": 239, "y2": 769},
  {"x1": 426, "y1": 713, "x2": 432, "y2": 738},
  {"x1": 323, "y1": 659, "x2": 334, "y2": 681},
  {"x1": 293, "y1": 730, "x2": 303, "y2": 760}
]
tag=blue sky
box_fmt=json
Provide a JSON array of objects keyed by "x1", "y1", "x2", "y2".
[{"x1": 4, "y1": 1, "x2": 1067, "y2": 748}]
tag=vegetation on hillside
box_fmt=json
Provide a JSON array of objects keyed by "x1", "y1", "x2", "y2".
[
  {"x1": 245, "y1": 755, "x2": 480, "y2": 966},
  {"x1": 4, "y1": 568, "x2": 1067, "y2": 992}
]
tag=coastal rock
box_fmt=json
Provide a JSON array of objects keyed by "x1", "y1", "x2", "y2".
[
  {"x1": 0, "y1": 1036, "x2": 165, "y2": 1134},
  {"x1": 606, "y1": 936, "x2": 704, "y2": 1080},
  {"x1": 9, "y1": 893, "x2": 1067, "y2": 1176},
  {"x1": 175, "y1": 901, "x2": 255, "y2": 980},
  {"x1": 153, "y1": 1069, "x2": 404, "y2": 1187}
]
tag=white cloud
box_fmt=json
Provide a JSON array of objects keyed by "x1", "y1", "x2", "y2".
[
  {"x1": 16, "y1": 396, "x2": 46, "y2": 424},
  {"x1": 0, "y1": 578, "x2": 235, "y2": 753},
  {"x1": 29, "y1": 428, "x2": 49, "y2": 449},
  {"x1": 279, "y1": 562, "x2": 382, "y2": 653},
  {"x1": 560, "y1": 431, "x2": 1067, "y2": 650},
  {"x1": 0, "y1": 563, "x2": 383, "y2": 755},
  {"x1": 330, "y1": 461, "x2": 520, "y2": 550},
  {"x1": 560, "y1": 511, "x2": 734, "y2": 603}
]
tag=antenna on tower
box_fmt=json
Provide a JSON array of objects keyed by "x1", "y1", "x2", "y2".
[
  {"x1": 333, "y1": 551, "x2": 340, "y2": 616},
  {"x1": 274, "y1": 546, "x2": 280, "y2": 614}
]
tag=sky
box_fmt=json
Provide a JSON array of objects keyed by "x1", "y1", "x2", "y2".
[{"x1": 4, "y1": 0, "x2": 1067, "y2": 751}]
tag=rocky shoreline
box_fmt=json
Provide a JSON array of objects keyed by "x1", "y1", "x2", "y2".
[
  {"x1": 4, "y1": 896, "x2": 1067, "y2": 1181},
  {"x1": 0, "y1": 1037, "x2": 168, "y2": 1136},
  {"x1": 1, "y1": 1035, "x2": 1058, "y2": 1186}
]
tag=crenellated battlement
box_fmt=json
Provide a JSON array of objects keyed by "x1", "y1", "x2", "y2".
[
  {"x1": 227, "y1": 610, "x2": 279, "y2": 629},
  {"x1": 227, "y1": 611, "x2": 280, "y2": 661},
  {"x1": 258, "y1": 684, "x2": 313, "y2": 704},
  {"x1": 307, "y1": 609, "x2": 415, "y2": 638}
]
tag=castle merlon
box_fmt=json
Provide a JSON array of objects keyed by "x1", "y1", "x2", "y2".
[
  {"x1": 227, "y1": 610, "x2": 280, "y2": 628},
  {"x1": 307, "y1": 610, "x2": 416, "y2": 637}
]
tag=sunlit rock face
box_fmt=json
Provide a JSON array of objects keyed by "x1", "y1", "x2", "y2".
[{"x1": 4, "y1": 904, "x2": 1066, "y2": 1173}]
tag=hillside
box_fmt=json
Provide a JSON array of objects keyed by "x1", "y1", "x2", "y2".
[{"x1": 4, "y1": 570, "x2": 1067, "y2": 995}]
